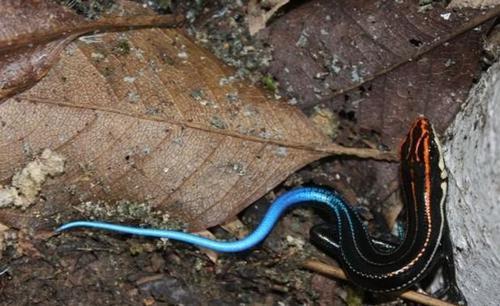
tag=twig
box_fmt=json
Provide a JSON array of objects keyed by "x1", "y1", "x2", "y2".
[
  {"x1": 0, "y1": 266, "x2": 9, "y2": 277},
  {"x1": 303, "y1": 259, "x2": 458, "y2": 306},
  {"x1": 0, "y1": 14, "x2": 185, "y2": 54},
  {"x1": 317, "y1": 143, "x2": 398, "y2": 161}
]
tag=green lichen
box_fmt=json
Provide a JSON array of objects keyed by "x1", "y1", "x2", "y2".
[
  {"x1": 345, "y1": 287, "x2": 364, "y2": 306},
  {"x1": 261, "y1": 74, "x2": 278, "y2": 92}
]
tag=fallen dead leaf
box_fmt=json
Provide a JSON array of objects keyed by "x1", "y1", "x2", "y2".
[
  {"x1": 193, "y1": 230, "x2": 219, "y2": 263},
  {"x1": 0, "y1": 1, "x2": 392, "y2": 231},
  {"x1": 264, "y1": 0, "x2": 499, "y2": 139},
  {"x1": 247, "y1": 0, "x2": 290, "y2": 36},
  {"x1": 220, "y1": 217, "x2": 249, "y2": 238},
  {"x1": 261, "y1": 0, "x2": 499, "y2": 216},
  {"x1": 0, "y1": 27, "x2": 323, "y2": 230}
]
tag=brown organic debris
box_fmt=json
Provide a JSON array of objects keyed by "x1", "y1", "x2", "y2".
[
  {"x1": 193, "y1": 230, "x2": 219, "y2": 263},
  {"x1": 220, "y1": 217, "x2": 249, "y2": 238},
  {"x1": 309, "y1": 106, "x2": 339, "y2": 139},
  {"x1": 0, "y1": 222, "x2": 8, "y2": 259},
  {"x1": 262, "y1": 0, "x2": 499, "y2": 221},
  {"x1": 247, "y1": 0, "x2": 290, "y2": 35}
]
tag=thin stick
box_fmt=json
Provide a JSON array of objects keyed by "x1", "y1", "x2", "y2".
[
  {"x1": 0, "y1": 14, "x2": 185, "y2": 54},
  {"x1": 303, "y1": 259, "x2": 458, "y2": 306},
  {"x1": 0, "y1": 266, "x2": 9, "y2": 276}
]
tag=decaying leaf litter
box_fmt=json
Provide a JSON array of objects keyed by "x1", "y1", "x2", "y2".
[
  {"x1": 263, "y1": 0, "x2": 499, "y2": 231},
  {"x1": 2, "y1": 3, "x2": 498, "y2": 303},
  {"x1": 0, "y1": 0, "x2": 392, "y2": 232}
]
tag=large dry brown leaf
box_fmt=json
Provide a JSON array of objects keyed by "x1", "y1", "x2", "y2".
[
  {"x1": 0, "y1": 29, "x2": 315, "y2": 230},
  {"x1": 0, "y1": 11, "x2": 394, "y2": 231}
]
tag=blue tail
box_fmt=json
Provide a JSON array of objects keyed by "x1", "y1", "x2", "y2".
[{"x1": 57, "y1": 187, "x2": 346, "y2": 253}]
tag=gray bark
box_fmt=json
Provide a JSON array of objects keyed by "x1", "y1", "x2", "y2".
[{"x1": 445, "y1": 62, "x2": 500, "y2": 305}]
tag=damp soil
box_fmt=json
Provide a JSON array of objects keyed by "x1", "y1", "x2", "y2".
[{"x1": 0, "y1": 204, "x2": 333, "y2": 305}]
